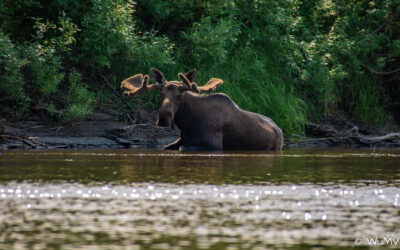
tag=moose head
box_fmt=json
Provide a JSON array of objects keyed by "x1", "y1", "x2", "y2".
[{"x1": 121, "y1": 68, "x2": 223, "y2": 128}]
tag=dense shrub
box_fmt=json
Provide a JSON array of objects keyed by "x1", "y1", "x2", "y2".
[
  {"x1": 0, "y1": 32, "x2": 30, "y2": 114},
  {"x1": 62, "y1": 69, "x2": 95, "y2": 123},
  {"x1": 180, "y1": 16, "x2": 241, "y2": 66}
]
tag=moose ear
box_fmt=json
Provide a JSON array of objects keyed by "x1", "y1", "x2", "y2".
[
  {"x1": 150, "y1": 68, "x2": 166, "y2": 85},
  {"x1": 184, "y1": 69, "x2": 197, "y2": 83}
]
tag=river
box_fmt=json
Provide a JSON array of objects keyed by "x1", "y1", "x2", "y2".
[{"x1": 0, "y1": 148, "x2": 399, "y2": 249}]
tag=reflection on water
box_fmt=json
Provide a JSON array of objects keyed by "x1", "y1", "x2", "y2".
[
  {"x1": 0, "y1": 148, "x2": 400, "y2": 249},
  {"x1": 1, "y1": 149, "x2": 400, "y2": 184}
]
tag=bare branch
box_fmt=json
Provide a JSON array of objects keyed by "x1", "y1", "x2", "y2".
[{"x1": 362, "y1": 64, "x2": 400, "y2": 76}]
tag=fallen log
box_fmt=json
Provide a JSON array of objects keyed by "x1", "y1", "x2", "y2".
[
  {"x1": 357, "y1": 133, "x2": 400, "y2": 144},
  {"x1": 305, "y1": 122, "x2": 400, "y2": 146}
]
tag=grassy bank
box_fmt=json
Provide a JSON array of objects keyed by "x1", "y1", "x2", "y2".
[{"x1": 1, "y1": 0, "x2": 399, "y2": 136}]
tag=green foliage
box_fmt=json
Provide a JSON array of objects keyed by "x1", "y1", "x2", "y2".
[
  {"x1": 352, "y1": 81, "x2": 388, "y2": 127},
  {"x1": 124, "y1": 32, "x2": 175, "y2": 74},
  {"x1": 1, "y1": 0, "x2": 399, "y2": 133},
  {"x1": 79, "y1": 0, "x2": 135, "y2": 70},
  {"x1": 180, "y1": 16, "x2": 241, "y2": 66},
  {"x1": 0, "y1": 32, "x2": 30, "y2": 113},
  {"x1": 134, "y1": 0, "x2": 232, "y2": 35},
  {"x1": 62, "y1": 69, "x2": 95, "y2": 123},
  {"x1": 28, "y1": 44, "x2": 64, "y2": 98}
]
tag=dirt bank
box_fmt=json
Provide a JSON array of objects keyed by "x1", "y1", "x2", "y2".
[
  {"x1": 1, "y1": 108, "x2": 399, "y2": 150},
  {"x1": 0, "y1": 108, "x2": 178, "y2": 150}
]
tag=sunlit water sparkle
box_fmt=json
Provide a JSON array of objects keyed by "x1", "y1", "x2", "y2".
[{"x1": 0, "y1": 148, "x2": 399, "y2": 249}]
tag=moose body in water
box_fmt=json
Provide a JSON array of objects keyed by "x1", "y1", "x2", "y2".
[{"x1": 121, "y1": 68, "x2": 283, "y2": 151}]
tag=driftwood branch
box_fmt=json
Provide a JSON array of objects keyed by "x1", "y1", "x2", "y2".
[
  {"x1": 101, "y1": 74, "x2": 135, "y2": 123},
  {"x1": 306, "y1": 122, "x2": 400, "y2": 146},
  {"x1": 1, "y1": 134, "x2": 49, "y2": 149},
  {"x1": 358, "y1": 133, "x2": 400, "y2": 144},
  {"x1": 28, "y1": 137, "x2": 48, "y2": 147},
  {"x1": 20, "y1": 139, "x2": 37, "y2": 148}
]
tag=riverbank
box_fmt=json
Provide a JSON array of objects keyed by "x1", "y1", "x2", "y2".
[
  {"x1": 1, "y1": 108, "x2": 399, "y2": 150},
  {"x1": 0, "y1": 108, "x2": 178, "y2": 150}
]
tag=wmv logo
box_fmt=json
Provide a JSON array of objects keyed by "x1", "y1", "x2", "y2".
[{"x1": 355, "y1": 236, "x2": 400, "y2": 246}]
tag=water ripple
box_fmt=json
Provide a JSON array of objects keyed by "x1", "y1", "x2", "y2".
[{"x1": 0, "y1": 182, "x2": 399, "y2": 248}]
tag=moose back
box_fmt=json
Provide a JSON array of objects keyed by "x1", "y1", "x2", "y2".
[{"x1": 121, "y1": 68, "x2": 283, "y2": 151}]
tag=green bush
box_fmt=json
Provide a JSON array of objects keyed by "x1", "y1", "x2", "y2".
[
  {"x1": 180, "y1": 16, "x2": 241, "y2": 66},
  {"x1": 0, "y1": 32, "x2": 30, "y2": 114},
  {"x1": 28, "y1": 44, "x2": 64, "y2": 98},
  {"x1": 62, "y1": 69, "x2": 95, "y2": 123},
  {"x1": 79, "y1": 0, "x2": 135, "y2": 70}
]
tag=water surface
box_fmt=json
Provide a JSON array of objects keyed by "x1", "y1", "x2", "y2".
[{"x1": 0, "y1": 148, "x2": 399, "y2": 249}]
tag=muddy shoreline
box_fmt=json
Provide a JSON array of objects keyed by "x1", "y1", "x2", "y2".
[
  {"x1": 1, "y1": 109, "x2": 399, "y2": 150},
  {"x1": 0, "y1": 109, "x2": 179, "y2": 150}
]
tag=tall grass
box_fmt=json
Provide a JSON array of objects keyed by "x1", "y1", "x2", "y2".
[{"x1": 187, "y1": 46, "x2": 306, "y2": 136}]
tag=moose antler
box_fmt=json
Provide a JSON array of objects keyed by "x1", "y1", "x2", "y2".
[
  {"x1": 178, "y1": 73, "x2": 223, "y2": 93},
  {"x1": 121, "y1": 74, "x2": 163, "y2": 97},
  {"x1": 198, "y1": 78, "x2": 223, "y2": 92}
]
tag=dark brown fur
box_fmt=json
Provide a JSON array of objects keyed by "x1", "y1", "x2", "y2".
[{"x1": 121, "y1": 69, "x2": 283, "y2": 151}]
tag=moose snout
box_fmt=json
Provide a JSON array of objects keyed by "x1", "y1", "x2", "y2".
[{"x1": 157, "y1": 110, "x2": 173, "y2": 127}]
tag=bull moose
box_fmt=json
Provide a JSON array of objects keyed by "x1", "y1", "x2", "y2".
[{"x1": 121, "y1": 68, "x2": 283, "y2": 151}]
